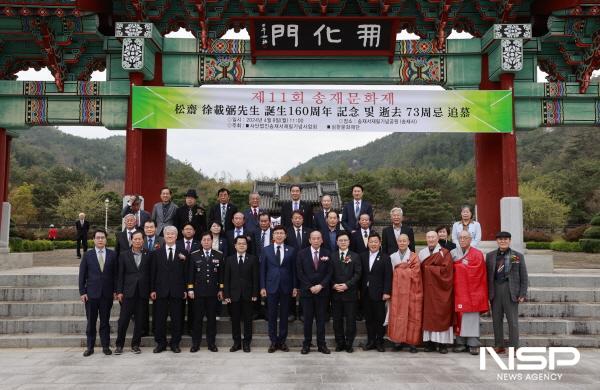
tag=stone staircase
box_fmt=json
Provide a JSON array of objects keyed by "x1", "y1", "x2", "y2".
[{"x1": 0, "y1": 267, "x2": 599, "y2": 348}]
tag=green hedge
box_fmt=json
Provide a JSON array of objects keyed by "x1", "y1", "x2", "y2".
[
  {"x1": 9, "y1": 238, "x2": 116, "y2": 252},
  {"x1": 525, "y1": 242, "x2": 551, "y2": 250},
  {"x1": 582, "y1": 226, "x2": 600, "y2": 239},
  {"x1": 590, "y1": 216, "x2": 600, "y2": 226},
  {"x1": 549, "y1": 241, "x2": 582, "y2": 252},
  {"x1": 580, "y1": 239, "x2": 600, "y2": 253}
]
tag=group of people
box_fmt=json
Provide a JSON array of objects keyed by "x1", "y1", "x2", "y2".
[{"x1": 78, "y1": 184, "x2": 528, "y2": 358}]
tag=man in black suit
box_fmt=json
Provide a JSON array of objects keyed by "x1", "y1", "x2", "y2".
[
  {"x1": 381, "y1": 207, "x2": 416, "y2": 254},
  {"x1": 115, "y1": 231, "x2": 150, "y2": 355},
  {"x1": 285, "y1": 210, "x2": 312, "y2": 321},
  {"x1": 342, "y1": 184, "x2": 374, "y2": 233},
  {"x1": 280, "y1": 184, "x2": 312, "y2": 229},
  {"x1": 187, "y1": 231, "x2": 224, "y2": 353},
  {"x1": 313, "y1": 194, "x2": 334, "y2": 232},
  {"x1": 296, "y1": 231, "x2": 332, "y2": 354},
  {"x1": 78, "y1": 229, "x2": 117, "y2": 356},
  {"x1": 143, "y1": 220, "x2": 164, "y2": 252},
  {"x1": 254, "y1": 212, "x2": 273, "y2": 257},
  {"x1": 115, "y1": 214, "x2": 140, "y2": 256},
  {"x1": 331, "y1": 231, "x2": 362, "y2": 353},
  {"x1": 150, "y1": 225, "x2": 188, "y2": 353},
  {"x1": 226, "y1": 212, "x2": 255, "y2": 256},
  {"x1": 174, "y1": 189, "x2": 207, "y2": 240},
  {"x1": 177, "y1": 223, "x2": 201, "y2": 335},
  {"x1": 208, "y1": 187, "x2": 238, "y2": 232},
  {"x1": 350, "y1": 213, "x2": 372, "y2": 255},
  {"x1": 243, "y1": 192, "x2": 263, "y2": 234},
  {"x1": 75, "y1": 212, "x2": 90, "y2": 258},
  {"x1": 224, "y1": 235, "x2": 259, "y2": 352},
  {"x1": 321, "y1": 210, "x2": 341, "y2": 253},
  {"x1": 360, "y1": 232, "x2": 392, "y2": 352},
  {"x1": 121, "y1": 195, "x2": 151, "y2": 230}
]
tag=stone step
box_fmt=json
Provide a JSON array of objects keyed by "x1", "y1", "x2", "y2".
[
  {"x1": 3, "y1": 315, "x2": 599, "y2": 336},
  {"x1": 0, "y1": 286, "x2": 81, "y2": 301},
  {"x1": 518, "y1": 302, "x2": 600, "y2": 317},
  {"x1": 0, "y1": 267, "x2": 77, "y2": 287},
  {"x1": 528, "y1": 273, "x2": 600, "y2": 288},
  {"x1": 1, "y1": 332, "x2": 598, "y2": 349},
  {"x1": 527, "y1": 287, "x2": 600, "y2": 303}
]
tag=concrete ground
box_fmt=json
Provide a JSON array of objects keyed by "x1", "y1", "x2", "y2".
[{"x1": 0, "y1": 347, "x2": 598, "y2": 389}]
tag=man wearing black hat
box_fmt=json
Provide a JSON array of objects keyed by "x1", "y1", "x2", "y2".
[
  {"x1": 175, "y1": 189, "x2": 207, "y2": 240},
  {"x1": 485, "y1": 231, "x2": 528, "y2": 354}
]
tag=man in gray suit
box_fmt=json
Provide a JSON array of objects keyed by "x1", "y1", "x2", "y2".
[
  {"x1": 486, "y1": 231, "x2": 528, "y2": 354},
  {"x1": 151, "y1": 187, "x2": 177, "y2": 236}
]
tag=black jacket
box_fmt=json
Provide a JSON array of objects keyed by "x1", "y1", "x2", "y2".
[
  {"x1": 187, "y1": 249, "x2": 224, "y2": 297},
  {"x1": 117, "y1": 249, "x2": 151, "y2": 298},
  {"x1": 360, "y1": 251, "x2": 393, "y2": 301},
  {"x1": 280, "y1": 200, "x2": 313, "y2": 229},
  {"x1": 174, "y1": 204, "x2": 207, "y2": 239},
  {"x1": 296, "y1": 247, "x2": 332, "y2": 298},
  {"x1": 208, "y1": 203, "x2": 238, "y2": 232},
  {"x1": 150, "y1": 245, "x2": 188, "y2": 299},
  {"x1": 330, "y1": 250, "x2": 362, "y2": 301},
  {"x1": 223, "y1": 253, "x2": 259, "y2": 302},
  {"x1": 285, "y1": 226, "x2": 312, "y2": 250},
  {"x1": 381, "y1": 225, "x2": 416, "y2": 254}
]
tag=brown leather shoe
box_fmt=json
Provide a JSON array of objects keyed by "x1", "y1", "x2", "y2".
[{"x1": 494, "y1": 347, "x2": 506, "y2": 354}]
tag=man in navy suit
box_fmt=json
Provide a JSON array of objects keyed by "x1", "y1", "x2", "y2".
[
  {"x1": 115, "y1": 231, "x2": 150, "y2": 355},
  {"x1": 296, "y1": 231, "x2": 332, "y2": 354},
  {"x1": 313, "y1": 194, "x2": 334, "y2": 232},
  {"x1": 321, "y1": 210, "x2": 341, "y2": 253},
  {"x1": 342, "y1": 184, "x2": 374, "y2": 233},
  {"x1": 285, "y1": 211, "x2": 312, "y2": 321},
  {"x1": 254, "y1": 212, "x2": 273, "y2": 257},
  {"x1": 78, "y1": 229, "x2": 117, "y2": 356},
  {"x1": 208, "y1": 188, "x2": 238, "y2": 232},
  {"x1": 226, "y1": 212, "x2": 255, "y2": 256},
  {"x1": 150, "y1": 226, "x2": 188, "y2": 353},
  {"x1": 280, "y1": 184, "x2": 313, "y2": 229},
  {"x1": 242, "y1": 192, "x2": 263, "y2": 233},
  {"x1": 260, "y1": 225, "x2": 297, "y2": 353},
  {"x1": 360, "y1": 232, "x2": 392, "y2": 352},
  {"x1": 350, "y1": 213, "x2": 372, "y2": 255}
]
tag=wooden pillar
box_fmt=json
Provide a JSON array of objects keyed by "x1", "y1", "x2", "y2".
[
  {"x1": 124, "y1": 53, "x2": 167, "y2": 209},
  {"x1": 475, "y1": 55, "x2": 519, "y2": 240}
]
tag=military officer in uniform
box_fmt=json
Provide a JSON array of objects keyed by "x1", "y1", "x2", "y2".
[{"x1": 187, "y1": 231, "x2": 224, "y2": 352}]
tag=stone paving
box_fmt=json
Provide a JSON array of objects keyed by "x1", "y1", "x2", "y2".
[{"x1": 0, "y1": 347, "x2": 598, "y2": 390}]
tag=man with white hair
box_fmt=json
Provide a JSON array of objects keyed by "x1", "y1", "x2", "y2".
[
  {"x1": 382, "y1": 207, "x2": 415, "y2": 254},
  {"x1": 451, "y1": 230, "x2": 488, "y2": 355},
  {"x1": 419, "y1": 231, "x2": 454, "y2": 354},
  {"x1": 150, "y1": 225, "x2": 188, "y2": 353}
]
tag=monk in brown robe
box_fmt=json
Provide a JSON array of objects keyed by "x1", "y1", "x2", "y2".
[
  {"x1": 387, "y1": 234, "x2": 423, "y2": 353},
  {"x1": 419, "y1": 230, "x2": 454, "y2": 354}
]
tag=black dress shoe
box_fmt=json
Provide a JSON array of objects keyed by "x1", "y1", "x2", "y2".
[
  {"x1": 153, "y1": 345, "x2": 166, "y2": 353},
  {"x1": 424, "y1": 342, "x2": 436, "y2": 352},
  {"x1": 208, "y1": 344, "x2": 218, "y2": 352},
  {"x1": 114, "y1": 347, "x2": 123, "y2": 355},
  {"x1": 230, "y1": 344, "x2": 241, "y2": 352},
  {"x1": 376, "y1": 344, "x2": 385, "y2": 352},
  {"x1": 301, "y1": 346, "x2": 310, "y2": 354},
  {"x1": 318, "y1": 345, "x2": 331, "y2": 354},
  {"x1": 190, "y1": 346, "x2": 199, "y2": 353},
  {"x1": 363, "y1": 342, "x2": 376, "y2": 351},
  {"x1": 469, "y1": 347, "x2": 480, "y2": 355},
  {"x1": 453, "y1": 345, "x2": 468, "y2": 353},
  {"x1": 102, "y1": 347, "x2": 112, "y2": 355},
  {"x1": 243, "y1": 343, "x2": 251, "y2": 353},
  {"x1": 439, "y1": 345, "x2": 448, "y2": 354},
  {"x1": 409, "y1": 346, "x2": 418, "y2": 353},
  {"x1": 279, "y1": 343, "x2": 289, "y2": 352},
  {"x1": 132, "y1": 346, "x2": 141, "y2": 354},
  {"x1": 335, "y1": 345, "x2": 346, "y2": 352},
  {"x1": 83, "y1": 349, "x2": 94, "y2": 357},
  {"x1": 393, "y1": 344, "x2": 403, "y2": 351},
  {"x1": 346, "y1": 346, "x2": 354, "y2": 353},
  {"x1": 171, "y1": 346, "x2": 181, "y2": 353},
  {"x1": 268, "y1": 343, "x2": 277, "y2": 353},
  {"x1": 288, "y1": 315, "x2": 296, "y2": 322}
]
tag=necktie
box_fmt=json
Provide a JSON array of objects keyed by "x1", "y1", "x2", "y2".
[
  {"x1": 162, "y1": 203, "x2": 169, "y2": 220},
  {"x1": 236, "y1": 229, "x2": 241, "y2": 238},
  {"x1": 293, "y1": 202, "x2": 298, "y2": 211},
  {"x1": 188, "y1": 208, "x2": 193, "y2": 222},
  {"x1": 205, "y1": 251, "x2": 210, "y2": 258},
  {"x1": 363, "y1": 230, "x2": 368, "y2": 246},
  {"x1": 97, "y1": 251, "x2": 105, "y2": 271},
  {"x1": 185, "y1": 241, "x2": 191, "y2": 253},
  {"x1": 253, "y1": 208, "x2": 258, "y2": 219},
  {"x1": 134, "y1": 253, "x2": 141, "y2": 268},
  {"x1": 148, "y1": 238, "x2": 153, "y2": 250},
  {"x1": 168, "y1": 247, "x2": 173, "y2": 262},
  {"x1": 239, "y1": 255, "x2": 243, "y2": 265},
  {"x1": 296, "y1": 228, "x2": 302, "y2": 246},
  {"x1": 340, "y1": 252, "x2": 345, "y2": 262},
  {"x1": 261, "y1": 231, "x2": 266, "y2": 247},
  {"x1": 313, "y1": 251, "x2": 319, "y2": 270},
  {"x1": 221, "y1": 204, "x2": 226, "y2": 225},
  {"x1": 355, "y1": 201, "x2": 360, "y2": 218},
  {"x1": 128, "y1": 231, "x2": 133, "y2": 242},
  {"x1": 276, "y1": 245, "x2": 282, "y2": 265}
]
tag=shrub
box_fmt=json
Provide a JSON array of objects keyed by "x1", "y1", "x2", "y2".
[
  {"x1": 582, "y1": 226, "x2": 600, "y2": 239},
  {"x1": 12, "y1": 227, "x2": 36, "y2": 240},
  {"x1": 590, "y1": 216, "x2": 600, "y2": 226},
  {"x1": 550, "y1": 241, "x2": 582, "y2": 252},
  {"x1": 525, "y1": 242, "x2": 551, "y2": 250},
  {"x1": 52, "y1": 241, "x2": 76, "y2": 249},
  {"x1": 580, "y1": 239, "x2": 600, "y2": 253},
  {"x1": 9, "y1": 237, "x2": 23, "y2": 252},
  {"x1": 11, "y1": 239, "x2": 54, "y2": 252},
  {"x1": 523, "y1": 230, "x2": 553, "y2": 242},
  {"x1": 563, "y1": 225, "x2": 589, "y2": 242},
  {"x1": 55, "y1": 227, "x2": 78, "y2": 240}
]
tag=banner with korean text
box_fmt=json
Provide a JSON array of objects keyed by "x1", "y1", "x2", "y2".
[{"x1": 132, "y1": 87, "x2": 513, "y2": 133}]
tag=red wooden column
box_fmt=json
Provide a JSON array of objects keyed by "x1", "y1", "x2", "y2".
[
  {"x1": 475, "y1": 56, "x2": 519, "y2": 240},
  {"x1": 124, "y1": 53, "x2": 167, "y2": 208}
]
